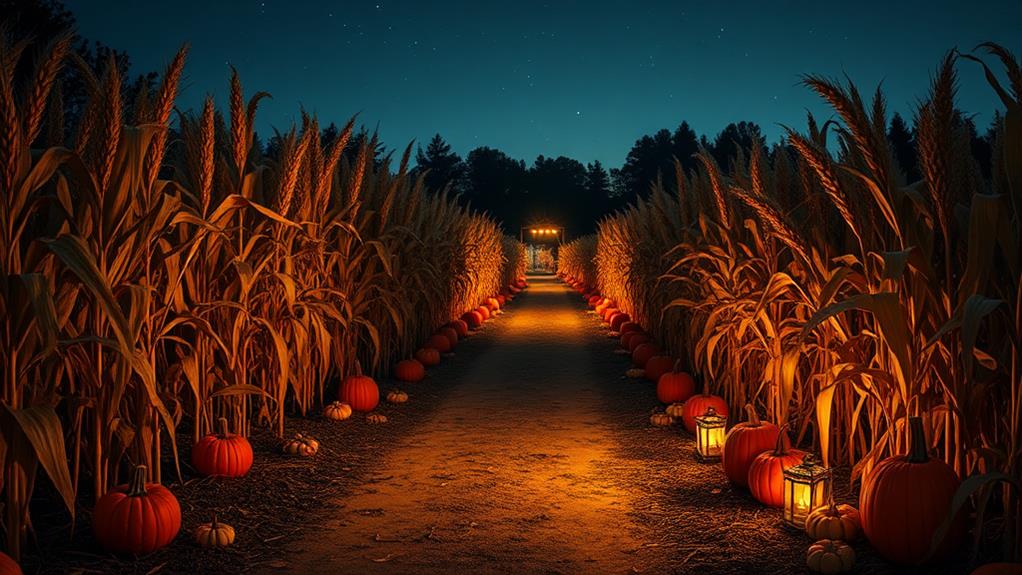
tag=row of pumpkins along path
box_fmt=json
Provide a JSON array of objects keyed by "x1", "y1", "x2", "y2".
[
  {"x1": 31, "y1": 278, "x2": 532, "y2": 569},
  {"x1": 559, "y1": 273, "x2": 1018, "y2": 575}
]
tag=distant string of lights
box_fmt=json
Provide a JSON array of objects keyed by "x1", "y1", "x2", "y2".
[{"x1": 529, "y1": 228, "x2": 559, "y2": 235}]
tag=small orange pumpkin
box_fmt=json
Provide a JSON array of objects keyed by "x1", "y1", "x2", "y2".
[
  {"x1": 722, "y1": 404, "x2": 782, "y2": 488},
  {"x1": 93, "y1": 465, "x2": 181, "y2": 554},
  {"x1": 415, "y1": 347, "x2": 441, "y2": 367},
  {"x1": 805, "y1": 498, "x2": 861, "y2": 542},
  {"x1": 643, "y1": 355, "x2": 676, "y2": 382},
  {"x1": 191, "y1": 417, "x2": 254, "y2": 478},
  {"x1": 395, "y1": 359, "x2": 425, "y2": 382},
  {"x1": 631, "y1": 343, "x2": 660, "y2": 368},
  {"x1": 426, "y1": 333, "x2": 452, "y2": 353},
  {"x1": 656, "y1": 363, "x2": 696, "y2": 404},
  {"x1": 747, "y1": 426, "x2": 806, "y2": 507}
]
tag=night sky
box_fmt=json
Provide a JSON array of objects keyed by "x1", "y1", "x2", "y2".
[{"x1": 67, "y1": 0, "x2": 1019, "y2": 169}]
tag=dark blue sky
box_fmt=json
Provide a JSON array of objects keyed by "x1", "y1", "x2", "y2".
[{"x1": 67, "y1": 0, "x2": 1019, "y2": 169}]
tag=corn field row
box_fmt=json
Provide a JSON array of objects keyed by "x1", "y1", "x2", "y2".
[
  {"x1": 559, "y1": 45, "x2": 1022, "y2": 559},
  {"x1": 0, "y1": 38, "x2": 525, "y2": 559}
]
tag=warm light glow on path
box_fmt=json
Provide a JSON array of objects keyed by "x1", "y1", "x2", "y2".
[{"x1": 284, "y1": 275, "x2": 644, "y2": 572}]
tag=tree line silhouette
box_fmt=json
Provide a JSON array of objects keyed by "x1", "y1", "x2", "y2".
[{"x1": 7, "y1": 0, "x2": 1003, "y2": 240}]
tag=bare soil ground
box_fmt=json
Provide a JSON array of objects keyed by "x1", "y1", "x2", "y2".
[{"x1": 25, "y1": 275, "x2": 978, "y2": 574}]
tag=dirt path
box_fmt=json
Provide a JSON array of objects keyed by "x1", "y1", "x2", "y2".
[{"x1": 283, "y1": 275, "x2": 650, "y2": 574}]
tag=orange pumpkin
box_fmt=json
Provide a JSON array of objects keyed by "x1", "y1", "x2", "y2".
[
  {"x1": 643, "y1": 355, "x2": 675, "y2": 383},
  {"x1": 631, "y1": 343, "x2": 660, "y2": 368},
  {"x1": 610, "y1": 313, "x2": 631, "y2": 331},
  {"x1": 587, "y1": 294, "x2": 602, "y2": 307},
  {"x1": 970, "y1": 564, "x2": 1022, "y2": 575},
  {"x1": 462, "y1": 310, "x2": 483, "y2": 328},
  {"x1": 191, "y1": 417, "x2": 254, "y2": 477},
  {"x1": 339, "y1": 375, "x2": 380, "y2": 412},
  {"x1": 681, "y1": 382, "x2": 728, "y2": 433},
  {"x1": 486, "y1": 296, "x2": 500, "y2": 311},
  {"x1": 448, "y1": 319, "x2": 470, "y2": 338},
  {"x1": 627, "y1": 333, "x2": 652, "y2": 352},
  {"x1": 395, "y1": 359, "x2": 425, "y2": 383},
  {"x1": 415, "y1": 347, "x2": 441, "y2": 367},
  {"x1": 603, "y1": 308, "x2": 621, "y2": 322},
  {"x1": 619, "y1": 321, "x2": 643, "y2": 336},
  {"x1": 497, "y1": 294, "x2": 507, "y2": 306},
  {"x1": 656, "y1": 365, "x2": 696, "y2": 404},
  {"x1": 426, "y1": 333, "x2": 452, "y2": 353},
  {"x1": 440, "y1": 326, "x2": 459, "y2": 349},
  {"x1": 860, "y1": 416, "x2": 965, "y2": 565},
  {"x1": 0, "y1": 552, "x2": 21, "y2": 574},
  {"x1": 722, "y1": 404, "x2": 782, "y2": 488},
  {"x1": 93, "y1": 465, "x2": 181, "y2": 554},
  {"x1": 747, "y1": 427, "x2": 806, "y2": 507},
  {"x1": 476, "y1": 305, "x2": 491, "y2": 321}
]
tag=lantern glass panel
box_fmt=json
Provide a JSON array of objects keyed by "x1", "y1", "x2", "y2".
[
  {"x1": 694, "y1": 407, "x2": 727, "y2": 462},
  {"x1": 782, "y1": 454, "x2": 831, "y2": 528}
]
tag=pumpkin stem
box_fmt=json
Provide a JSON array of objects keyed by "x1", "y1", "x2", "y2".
[
  {"x1": 744, "y1": 404, "x2": 761, "y2": 426},
  {"x1": 672, "y1": 358, "x2": 683, "y2": 374},
  {"x1": 217, "y1": 416, "x2": 230, "y2": 437},
  {"x1": 906, "y1": 416, "x2": 929, "y2": 463},
  {"x1": 700, "y1": 376, "x2": 710, "y2": 397},
  {"x1": 211, "y1": 514, "x2": 219, "y2": 528},
  {"x1": 127, "y1": 465, "x2": 149, "y2": 497},
  {"x1": 772, "y1": 423, "x2": 789, "y2": 455},
  {"x1": 826, "y1": 496, "x2": 839, "y2": 516}
]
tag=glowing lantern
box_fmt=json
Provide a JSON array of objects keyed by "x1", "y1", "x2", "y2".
[
  {"x1": 782, "y1": 453, "x2": 832, "y2": 528},
  {"x1": 694, "y1": 406, "x2": 727, "y2": 462}
]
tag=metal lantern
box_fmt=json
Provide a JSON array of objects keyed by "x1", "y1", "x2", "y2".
[
  {"x1": 782, "y1": 453, "x2": 832, "y2": 528},
  {"x1": 694, "y1": 406, "x2": 727, "y2": 462}
]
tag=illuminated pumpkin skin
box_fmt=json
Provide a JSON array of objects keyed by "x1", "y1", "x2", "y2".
[
  {"x1": 476, "y1": 305, "x2": 491, "y2": 321},
  {"x1": 587, "y1": 295, "x2": 601, "y2": 307},
  {"x1": 448, "y1": 319, "x2": 470, "y2": 338},
  {"x1": 0, "y1": 552, "x2": 21, "y2": 575},
  {"x1": 631, "y1": 343, "x2": 660, "y2": 368},
  {"x1": 415, "y1": 347, "x2": 441, "y2": 367},
  {"x1": 93, "y1": 465, "x2": 181, "y2": 554},
  {"x1": 656, "y1": 368, "x2": 696, "y2": 404},
  {"x1": 394, "y1": 359, "x2": 425, "y2": 383},
  {"x1": 681, "y1": 390, "x2": 728, "y2": 434},
  {"x1": 462, "y1": 310, "x2": 483, "y2": 328},
  {"x1": 603, "y1": 308, "x2": 621, "y2": 323},
  {"x1": 339, "y1": 375, "x2": 380, "y2": 412},
  {"x1": 969, "y1": 564, "x2": 1022, "y2": 575},
  {"x1": 610, "y1": 313, "x2": 631, "y2": 331},
  {"x1": 722, "y1": 405, "x2": 782, "y2": 488},
  {"x1": 805, "y1": 500, "x2": 861, "y2": 542},
  {"x1": 860, "y1": 416, "x2": 965, "y2": 566},
  {"x1": 440, "y1": 327, "x2": 459, "y2": 349},
  {"x1": 426, "y1": 333, "x2": 452, "y2": 354},
  {"x1": 747, "y1": 428, "x2": 805, "y2": 507},
  {"x1": 497, "y1": 294, "x2": 507, "y2": 306},
  {"x1": 626, "y1": 333, "x2": 652, "y2": 353},
  {"x1": 486, "y1": 296, "x2": 500, "y2": 311},
  {"x1": 643, "y1": 355, "x2": 675, "y2": 382},
  {"x1": 618, "y1": 321, "x2": 643, "y2": 336},
  {"x1": 191, "y1": 418, "x2": 254, "y2": 478}
]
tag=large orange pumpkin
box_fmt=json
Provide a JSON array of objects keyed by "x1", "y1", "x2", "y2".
[
  {"x1": 627, "y1": 333, "x2": 652, "y2": 352},
  {"x1": 415, "y1": 347, "x2": 441, "y2": 367},
  {"x1": 681, "y1": 382, "x2": 729, "y2": 433},
  {"x1": 191, "y1": 417, "x2": 253, "y2": 477},
  {"x1": 462, "y1": 310, "x2": 483, "y2": 328},
  {"x1": 0, "y1": 552, "x2": 21, "y2": 574},
  {"x1": 970, "y1": 564, "x2": 1022, "y2": 575},
  {"x1": 860, "y1": 416, "x2": 965, "y2": 565},
  {"x1": 644, "y1": 355, "x2": 675, "y2": 382},
  {"x1": 747, "y1": 427, "x2": 806, "y2": 507},
  {"x1": 426, "y1": 333, "x2": 452, "y2": 354},
  {"x1": 339, "y1": 375, "x2": 380, "y2": 411},
  {"x1": 656, "y1": 365, "x2": 696, "y2": 404},
  {"x1": 476, "y1": 305, "x2": 491, "y2": 321},
  {"x1": 395, "y1": 359, "x2": 425, "y2": 382},
  {"x1": 722, "y1": 405, "x2": 782, "y2": 488},
  {"x1": 440, "y1": 326, "x2": 459, "y2": 349},
  {"x1": 448, "y1": 319, "x2": 469, "y2": 337},
  {"x1": 631, "y1": 343, "x2": 659, "y2": 368},
  {"x1": 93, "y1": 465, "x2": 181, "y2": 554},
  {"x1": 610, "y1": 313, "x2": 631, "y2": 331},
  {"x1": 619, "y1": 321, "x2": 643, "y2": 336}
]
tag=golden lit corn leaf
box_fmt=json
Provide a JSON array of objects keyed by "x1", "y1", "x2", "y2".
[
  {"x1": 0, "y1": 405, "x2": 74, "y2": 516},
  {"x1": 925, "y1": 294, "x2": 1001, "y2": 374}
]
